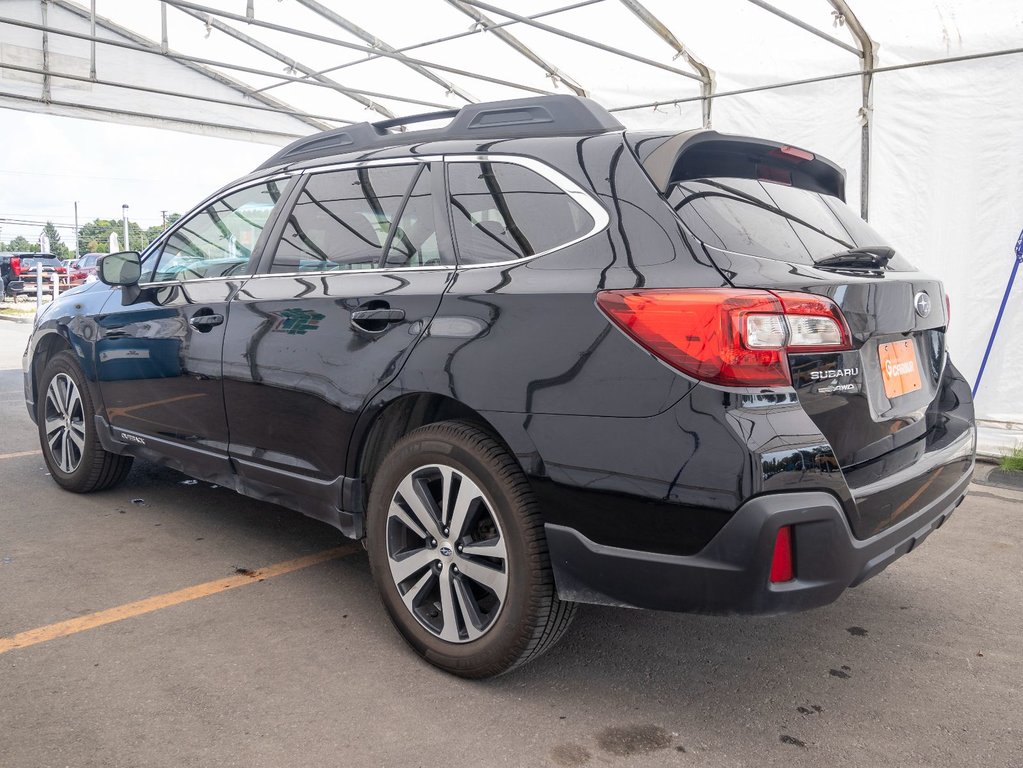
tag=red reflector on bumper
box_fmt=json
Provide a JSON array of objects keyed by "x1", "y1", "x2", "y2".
[{"x1": 770, "y1": 526, "x2": 795, "y2": 583}]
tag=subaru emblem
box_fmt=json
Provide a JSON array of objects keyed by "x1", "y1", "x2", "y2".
[
  {"x1": 439, "y1": 545, "x2": 453, "y2": 557},
  {"x1": 914, "y1": 291, "x2": 931, "y2": 318}
]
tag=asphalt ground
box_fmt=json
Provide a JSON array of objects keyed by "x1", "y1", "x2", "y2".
[{"x1": 1, "y1": 319, "x2": 1021, "y2": 768}]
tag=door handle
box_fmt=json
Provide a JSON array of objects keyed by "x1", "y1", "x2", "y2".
[
  {"x1": 189, "y1": 312, "x2": 224, "y2": 332},
  {"x1": 351, "y1": 306, "x2": 405, "y2": 332}
]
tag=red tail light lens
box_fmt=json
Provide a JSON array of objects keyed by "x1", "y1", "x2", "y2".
[
  {"x1": 770, "y1": 526, "x2": 795, "y2": 583},
  {"x1": 11, "y1": 257, "x2": 21, "y2": 276},
  {"x1": 596, "y1": 288, "x2": 851, "y2": 388}
]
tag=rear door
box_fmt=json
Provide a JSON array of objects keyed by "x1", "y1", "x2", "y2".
[{"x1": 221, "y1": 160, "x2": 453, "y2": 518}]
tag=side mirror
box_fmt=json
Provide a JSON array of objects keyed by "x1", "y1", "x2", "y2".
[{"x1": 98, "y1": 251, "x2": 142, "y2": 287}]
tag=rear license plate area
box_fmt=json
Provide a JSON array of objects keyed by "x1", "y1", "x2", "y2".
[{"x1": 878, "y1": 339, "x2": 922, "y2": 399}]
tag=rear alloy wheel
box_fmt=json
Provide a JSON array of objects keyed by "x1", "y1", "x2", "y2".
[
  {"x1": 385, "y1": 463, "x2": 509, "y2": 643},
  {"x1": 367, "y1": 420, "x2": 575, "y2": 678},
  {"x1": 37, "y1": 351, "x2": 133, "y2": 493}
]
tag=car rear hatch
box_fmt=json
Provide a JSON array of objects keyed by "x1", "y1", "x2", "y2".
[{"x1": 632, "y1": 130, "x2": 975, "y2": 539}]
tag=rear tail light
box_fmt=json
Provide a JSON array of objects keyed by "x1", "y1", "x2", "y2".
[
  {"x1": 11, "y1": 257, "x2": 21, "y2": 276},
  {"x1": 769, "y1": 526, "x2": 795, "y2": 583},
  {"x1": 596, "y1": 288, "x2": 851, "y2": 387}
]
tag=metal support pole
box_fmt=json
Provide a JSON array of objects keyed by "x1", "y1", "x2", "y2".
[
  {"x1": 52, "y1": 270, "x2": 58, "y2": 302},
  {"x1": 249, "y1": 0, "x2": 605, "y2": 96},
  {"x1": 40, "y1": 0, "x2": 51, "y2": 102},
  {"x1": 171, "y1": 6, "x2": 397, "y2": 119},
  {"x1": 454, "y1": 0, "x2": 704, "y2": 82},
  {"x1": 445, "y1": 0, "x2": 587, "y2": 97},
  {"x1": 828, "y1": 0, "x2": 877, "y2": 221},
  {"x1": 89, "y1": 0, "x2": 96, "y2": 79},
  {"x1": 73, "y1": 201, "x2": 79, "y2": 257},
  {"x1": 122, "y1": 205, "x2": 129, "y2": 253},
  {"x1": 617, "y1": 0, "x2": 715, "y2": 126},
  {"x1": 35, "y1": 263, "x2": 42, "y2": 311},
  {"x1": 746, "y1": 0, "x2": 861, "y2": 56},
  {"x1": 159, "y1": 1, "x2": 555, "y2": 96},
  {"x1": 161, "y1": 1, "x2": 168, "y2": 53},
  {"x1": 295, "y1": 0, "x2": 476, "y2": 103}
]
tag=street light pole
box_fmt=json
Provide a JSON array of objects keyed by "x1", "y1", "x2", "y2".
[
  {"x1": 73, "y1": 201, "x2": 79, "y2": 257},
  {"x1": 122, "y1": 204, "x2": 129, "y2": 252}
]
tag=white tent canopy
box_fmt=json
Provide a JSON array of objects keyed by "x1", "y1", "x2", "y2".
[{"x1": 1, "y1": 0, "x2": 1021, "y2": 454}]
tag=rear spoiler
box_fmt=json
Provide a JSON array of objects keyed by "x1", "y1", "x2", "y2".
[{"x1": 630, "y1": 130, "x2": 846, "y2": 201}]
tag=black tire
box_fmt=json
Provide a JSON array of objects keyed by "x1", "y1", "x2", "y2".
[
  {"x1": 366, "y1": 420, "x2": 575, "y2": 678},
  {"x1": 37, "y1": 351, "x2": 133, "y2": 493}
]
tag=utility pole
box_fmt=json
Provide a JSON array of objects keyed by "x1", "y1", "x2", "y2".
[
  {"x1": 122, "y1": 204, "x2": 129, "y2": 253},
  {"x1": 161, "y1": 210, "x2": 167, "y2": 229},
  {"x1": 73, "y1": 201, "x2": 79, "y2": 257}
]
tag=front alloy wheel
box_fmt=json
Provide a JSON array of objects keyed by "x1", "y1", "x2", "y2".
[
  {"x1": 37, "y1": 351, "x2": 133, "y2": 493},
  {"x1": 386, "y1": 464, "x2": 509, "y2": 643},
  {"x1": 43, "y1": 372, "x2": 86, "y2": 474}
]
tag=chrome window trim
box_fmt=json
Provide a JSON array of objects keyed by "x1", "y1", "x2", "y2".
[
  {"x1": 137, "y1": 152, "x2": 609, "y2": 286},
  {"x1": 244, "y1": 264, "x2": 453, "y2": 280}
]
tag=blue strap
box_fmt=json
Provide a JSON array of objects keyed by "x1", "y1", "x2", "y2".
[{"x1": 972, "y1": 227, "x2": 1023, "y2": 397}]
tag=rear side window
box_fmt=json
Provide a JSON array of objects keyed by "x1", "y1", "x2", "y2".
[
  {"x1": 270, "y1": 164, "x2": 435, "y2": 273},
  {"x1": 667, "y1": 178, "x2": 912, "y2": 269},
  {"x1": 448, "y1": 161, "x2": 594, "y2": 264}
]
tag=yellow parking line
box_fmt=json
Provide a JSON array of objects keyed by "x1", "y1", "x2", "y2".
[
  {"x1": 0, "y1": 450, "x2": 42, "y2": 460},
  {"x1": 0, "y1": 545, "x2": 359, "y2": 655}
]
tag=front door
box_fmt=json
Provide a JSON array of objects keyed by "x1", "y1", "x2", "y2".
[{"x1": 95, "y1": 179, "x2": 292, "y2": 479}]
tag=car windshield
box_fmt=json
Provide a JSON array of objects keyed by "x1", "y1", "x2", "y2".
[{"x1": 666, "y1": 177, "x2": 913, "y2": 269}]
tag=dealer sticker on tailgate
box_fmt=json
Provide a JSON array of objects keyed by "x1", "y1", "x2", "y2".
[{"x1": 878, "y1": 339, "x2": 922, "y2": 399}]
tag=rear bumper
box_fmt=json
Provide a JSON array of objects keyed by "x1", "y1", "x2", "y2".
[{"x1": 547, "y1": 460, "x2": 972, "y2": 614}]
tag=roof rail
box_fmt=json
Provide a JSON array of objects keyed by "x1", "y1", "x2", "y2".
[{"x1": 256, "y1": 95, "x2": 624, "y2": 170}]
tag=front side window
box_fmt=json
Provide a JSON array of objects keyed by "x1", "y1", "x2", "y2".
[
  {"x1": 270, "y1": 164, "x2": 427, "y2": 273},
  {"x1": 150, "y1": 180, "x2": 287, "y2": 282},
  {"x1": 448, "y1": 161, "x2": 594, "y2": 264}
]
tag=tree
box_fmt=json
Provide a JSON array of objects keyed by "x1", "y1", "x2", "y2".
[
  {"x1": 78, "y1": 219, "x2": 116, "y2": 255},
  {"x1": 43, "y1": 222, "x2": 71, "y2": 259},
  {"x1": 144, "y1": 213, "x2": 182, "y2": 245},
  {"x1": 7, "y1": 235, "x2": 39, "y2": 253},
  {"x1": 79, "y1": 213, "x2": 179, "y2": 255}
]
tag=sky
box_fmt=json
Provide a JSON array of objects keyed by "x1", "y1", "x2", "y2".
[{"x1": 0, "y1": 108, "x2": 271, "y2": 248}]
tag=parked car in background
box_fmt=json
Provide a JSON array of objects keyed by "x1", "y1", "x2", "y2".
[
  {"x1": 1, "y1": 253, "x2": 61, "y2": 297},
  {"x1": 67, "y1": 254, "x2": 102, "y2": 286},
  {"x1": 23, "y1": 95, "x2": 976, "y2": 678}
]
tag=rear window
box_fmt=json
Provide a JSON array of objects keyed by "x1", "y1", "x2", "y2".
[
  {"x1": 666, "y1": 178, "x2": 912, "y2": 269},
  {"x1": 21, "y1": 257, "x2": 61, "y2": 268}
]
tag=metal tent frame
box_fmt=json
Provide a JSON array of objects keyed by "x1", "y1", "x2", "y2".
[{"x1": 1, "y1": 1, "x2": 1022, "y2": 216}]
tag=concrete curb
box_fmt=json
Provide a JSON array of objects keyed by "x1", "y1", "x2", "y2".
[
  {"x1": 984, "y1": 468, "x2": 1023, "y2": 491},
  {"x1": 0, "y1": 312, "x2": 34, "y2": 325}
]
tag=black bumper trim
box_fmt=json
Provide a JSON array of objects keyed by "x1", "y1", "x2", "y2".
[{"x1": 546, "y1": 465, "x2": 972, "y2": 615}]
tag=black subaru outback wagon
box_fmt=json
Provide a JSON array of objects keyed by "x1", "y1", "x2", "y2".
[{"x1": 24, "y1": 96, "x2": 975, "y2": 677}]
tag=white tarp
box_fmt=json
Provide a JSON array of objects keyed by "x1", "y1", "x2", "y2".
[{"x1": 0, "y1": 0, "x2": 1020, "y2": 453}]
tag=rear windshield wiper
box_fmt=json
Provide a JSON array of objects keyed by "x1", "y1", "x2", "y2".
[{"x1": 814, "y1": 246, "x2": 895, "y2": 270}]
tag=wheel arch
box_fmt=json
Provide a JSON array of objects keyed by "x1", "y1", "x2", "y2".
[
  {"x1": 349, "y1": 391, "x2": 542, "y2": 515},
  {"x1": 28, "y1": 328, "x2": 75, "y2": 418}
]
